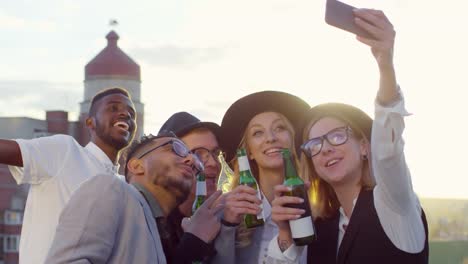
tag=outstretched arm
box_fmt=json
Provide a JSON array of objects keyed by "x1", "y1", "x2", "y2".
[
  {"x1": 355, "y1": 9, "x2": 426, "y2": 253},
  {"x1": 354, "y1": 8, "x2": 415, "y2": 208},
  {"x1": 0, "y1": 139, "x2": 22, "y2": 167}
]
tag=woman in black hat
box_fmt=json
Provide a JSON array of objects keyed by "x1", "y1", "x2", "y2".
[
  {"x1": 268, "y1": 9, "x2": 428, "y2": 264},
  {"x1": 211, "y1": 90, "x2": 310, "y2": 264}
]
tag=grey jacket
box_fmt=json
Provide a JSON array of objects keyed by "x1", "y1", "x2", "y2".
[{"x1": 45, "y1": 173, "x2": 166, "y2": 264}]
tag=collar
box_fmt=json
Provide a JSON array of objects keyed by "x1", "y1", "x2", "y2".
[
  {"x1": 338, "y1": 197, "x2": 358, "y2": 232},
  {"x1": 131, "y1": 182, "x2": 165, "y2": 219},
  {"x1": 85, "y1": 142, "x2": 120, "y2": 173}
]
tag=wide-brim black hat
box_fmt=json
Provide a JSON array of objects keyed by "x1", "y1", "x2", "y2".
[
  {"x1": 220, "y1": 90, "x2": 310, "y2": 162},
  {"x1": 296, "y1": 102, "x2": 373, "y2": 155},
  {"x1": 158, "y1": 112, "x2": 221, "y2": 140}
]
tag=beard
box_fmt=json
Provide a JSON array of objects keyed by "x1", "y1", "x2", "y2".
[
  {"x1": 155, "y1": 174, "x2": 192, "y2": 205},
  {"x1": 95, "y1": 119, "x2": 132, "y2": 150}
]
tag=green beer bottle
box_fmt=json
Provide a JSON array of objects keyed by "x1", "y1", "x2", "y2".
[
  {"x1": 281, "y1": 148, "x2": 316, "y2": 245},
  {"x1": 192, "y1": 172, "x2": 207, "y2": 264},
  {"x1": 237, "y1": 148, "x2": 264, "y2": 228},
  {"x1": 192, "y1": 172, "x2": 207, "y2": 215}
]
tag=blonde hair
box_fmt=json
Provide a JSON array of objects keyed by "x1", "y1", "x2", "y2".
[
  {"x1": 300, "y1": 116, "x2": 375, "y2": 219},
  {"x1": 226, "y1": 112, "x2": 301, "y2": 248}
]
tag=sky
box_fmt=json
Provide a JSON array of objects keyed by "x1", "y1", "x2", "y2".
[{"x1": 1, "y1": 0, "x2": 467, "y2": 199}]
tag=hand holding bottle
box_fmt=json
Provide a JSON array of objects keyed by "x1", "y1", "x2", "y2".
[
  {"x1": 271, "y1": 184, "x2": 305, "y2": 231},
  {"x1": 223, "y1": 185, "x2": 262, "y2": 224}
]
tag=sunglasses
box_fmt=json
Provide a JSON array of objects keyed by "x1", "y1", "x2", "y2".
[
  {"x1": 301, "y1": 126, "x2": 352, "y2": 158},
  {"x1": 139, "y1": 139, "x2": 204, "y2": 174}
]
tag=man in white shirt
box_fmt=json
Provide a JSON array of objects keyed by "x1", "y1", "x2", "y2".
[{"x1": 0, "y1": 87, "x2": 137, "y2": 264}]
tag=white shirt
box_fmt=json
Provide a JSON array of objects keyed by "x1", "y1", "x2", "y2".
[
  {"x1": 258, "y1": 196, "x2": 277, "y2": 264},
  {"x1": 267, "y1": 95, "x2": 426, "y2": 263},
  {"x1": 9, "y1": 135, "x2": 123, "y2": 264},
  {"x1": 337, "y1": 198, "x2": 356, "y2": 251}
]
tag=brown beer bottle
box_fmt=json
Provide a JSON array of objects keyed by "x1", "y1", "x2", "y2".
[{"x1": 281, "y1": 148, "x2": 316, "y2": 245}]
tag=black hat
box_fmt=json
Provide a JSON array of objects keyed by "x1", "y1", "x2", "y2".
[
  {"x1": 296, "y1": 102, "x2": 373, "y2": 155},
  {"x1": 158, "y1": 112, "x2": 221, "y2": 139},
  {"x1": 220, "y1": 90, "x2": 310, "y2": 162}
]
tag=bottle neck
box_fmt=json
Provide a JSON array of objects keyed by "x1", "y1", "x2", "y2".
[
  {"x1": 238, "y1": 155, "x2": 250, "y2": 172},
  {"x1": 283, "y1": 154, "x2": 301, "y2": 183}
]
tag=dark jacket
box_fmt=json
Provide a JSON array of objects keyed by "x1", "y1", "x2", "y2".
[{"x1": 308, "y1": 189, "x2": 429, "y2": 264}]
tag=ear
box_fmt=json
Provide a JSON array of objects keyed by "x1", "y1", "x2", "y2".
[
  {"x1": 127, "y1": 158, "x2": 145, "y2": 178},
  {"x1": 85, "y1": 116, "x2": 96, "y2": 130},
  {"x1": 359, "y1": 138, "x2": 370, "y2": 158}
]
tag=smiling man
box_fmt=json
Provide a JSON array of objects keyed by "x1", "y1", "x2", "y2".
[{"x1": 0, "y1": 87, "x2": 137, "y2": 264}]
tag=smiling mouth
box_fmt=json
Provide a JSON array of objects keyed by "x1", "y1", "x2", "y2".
[
  {"x1": 325, "y1": 159, "x2": 340, "y2": 167},
  {"x1": 113, "y1": 121, "x2": 129, "y2": 131},
  {"x1": 264, "y1": 148, "x2": 283, "y2": 156}
]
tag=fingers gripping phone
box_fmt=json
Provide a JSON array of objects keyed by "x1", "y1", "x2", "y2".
[{"x1": 325, "y1": 0, "x2": 374, "y2": 39}]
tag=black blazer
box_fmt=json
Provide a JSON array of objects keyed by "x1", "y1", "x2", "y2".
[{"x1": 307, "y1": 189, "x2": 429, "y2": 264}]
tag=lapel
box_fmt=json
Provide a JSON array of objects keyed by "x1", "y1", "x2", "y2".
[
  {"x1": 336, "y1": 189, "x2": 371, "y2": 264},
  {"x1": 130, "y1": 185, "x2": 167, "y2": 264}
]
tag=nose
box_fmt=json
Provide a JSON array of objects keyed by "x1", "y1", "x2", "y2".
[
  {"x1": 265, "y1": 129, "x2": 278, "y2": 143},
  {"x1": 117, "y1": 108, "x2": 131, "y2": 120},
  {"x1": 183, "y1": 153, "x2": 195, "y2": 166},
  {"x1": 320, "y1": 139, "x2": 335, "y2": 155},
  {"x1": 204, "y1": 152, "x2": 219, "y2": 168},
  {"x1": 185, "y1": 153, "x2": 203, "y2": 174}
]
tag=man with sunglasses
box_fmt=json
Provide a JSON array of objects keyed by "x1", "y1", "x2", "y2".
[
  {"x1": 46, "y1": 132, "x2": 223, "y2": 263},
  {"x1": 126, "y1": 132, "x2": 223, "y2": 263}
]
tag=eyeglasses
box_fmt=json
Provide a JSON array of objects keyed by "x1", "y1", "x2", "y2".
[
  {"x1": 139, "y1": 139, "x2": 204, "y2": 174},
  {"x1": 301, "y1": 126, "x2": 352, "y2": 158},
  {"x1": 192, "y1": 147, "x2": 222, "y2": 165}
]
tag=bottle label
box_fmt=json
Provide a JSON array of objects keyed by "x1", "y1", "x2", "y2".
[
  {"x1": 238, "y1": 156, "x2": 250, "y2": 171},
  {"x1": 196, "y1": 182, "x2": 207, "y2": 196},
  {"x1": 290, "y1": 216, "x2": 315, "y2": 238}
]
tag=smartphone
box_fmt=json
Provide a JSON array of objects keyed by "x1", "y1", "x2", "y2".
[{"x1": 324, "y1": 0, "x2": 374, "y2": 39}]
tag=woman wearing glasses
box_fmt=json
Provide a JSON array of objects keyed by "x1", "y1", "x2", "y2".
[
  {"x1": 211, "y1": 91, "x2": 310, "y2": 264},
  {"x1": 268, "y1": 9, "x2": 428, "y2": 264}
]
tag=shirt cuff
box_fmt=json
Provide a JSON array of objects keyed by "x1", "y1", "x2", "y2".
[
  {"x1": 267, "y1": 234, "x2": 304, "y2": 262},
  {"x1": 374, "y1": 89, "x2": 410, "y2": 128},
  {"x1": 8, "y1": 139, "x2": 30, "y2": 184}
]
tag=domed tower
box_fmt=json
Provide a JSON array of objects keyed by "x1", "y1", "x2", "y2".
[{"x1": 78, "y1": 30, "x2": 144, "y2": 145}]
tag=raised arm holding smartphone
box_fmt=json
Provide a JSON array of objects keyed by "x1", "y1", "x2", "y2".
[{"x1": 266, "y1": 4, "x2": 429, "y2": 264}]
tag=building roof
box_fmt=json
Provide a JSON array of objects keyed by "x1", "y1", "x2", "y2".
[{"x1": 85, "y1": 30, "x2": 140, "y2": 80}]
